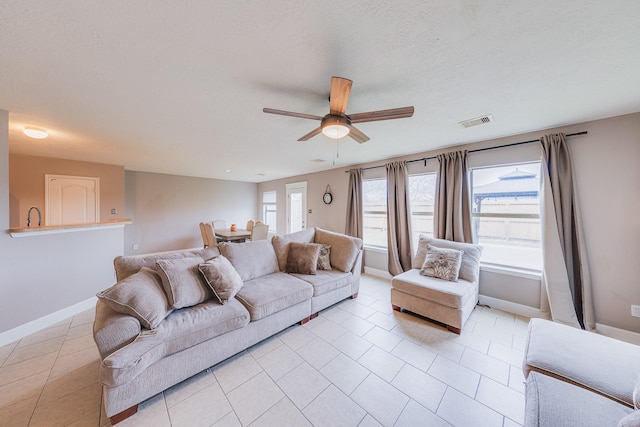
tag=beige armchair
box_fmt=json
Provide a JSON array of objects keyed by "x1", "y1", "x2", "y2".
[{"x1": 250, "y1": 223, "x2": 269, "y2": 241}]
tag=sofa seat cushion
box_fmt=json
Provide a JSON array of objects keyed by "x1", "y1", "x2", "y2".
[
  {"x1": 392, "y1": 269, "x2": 476, "y2": 309},
  {"x1": 525, "y1": 371, "x2": 632, "y2": 427},
  {"x1": 101, "y1": 298, "x2": 249, "y2": 387},
  {"x1": 236, "y1": 272, "x2": 312, "y2": 321},
  {"x1": 524, "y1": 318, "x2": 640, "y2": 407},
  {"x1": 291, "y1": 269, "x2": 352, "y2": 297}
]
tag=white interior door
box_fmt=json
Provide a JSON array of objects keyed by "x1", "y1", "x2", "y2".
[
  {"x1": 286, "y1": 182, "x2": 307, "y2": 233},
  {"x1": 45, "y1": 174, "x2": 100, "y2": 225}
]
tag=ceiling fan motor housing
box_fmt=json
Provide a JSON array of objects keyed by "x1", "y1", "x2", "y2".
[{"x1": 321, "y1": 114, "x2": 351, "y2": 139}]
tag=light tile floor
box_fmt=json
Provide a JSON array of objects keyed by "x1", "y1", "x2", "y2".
[{"x1": 0, "y1": 275, "x2": 530, "y2": 426}]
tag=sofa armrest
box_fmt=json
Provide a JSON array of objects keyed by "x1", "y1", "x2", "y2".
[
  {"x1": 93, "y1": 300, "x2": 141, "y2": 360},
  {"x1": 523, "y1": 318, "x2": 640, "y2": 408}
]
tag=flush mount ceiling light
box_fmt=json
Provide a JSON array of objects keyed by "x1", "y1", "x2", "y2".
[
  {"x1": 321, "y1": 115, "x2": 351, "y2": 139},
  {"x1": 23, "y1": 127, "x2": 48, "y2": 139}
]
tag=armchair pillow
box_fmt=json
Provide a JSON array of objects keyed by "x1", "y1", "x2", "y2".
[
  {"x1": 199, "y1": 256, "x2": 244, "y2": 304},
  {"x1": 156, "y1": 256, "x2": 212, "y2": 309},
  {"x1": 96, "y1": 267, "x2": 172, "y2": 329},
  {"x1": 413, "y1": 235, "x2": 483, "y2": 283},
  {"x1": 286, "y1": 242, "x2": 321, "y2": 275},
  {"x1": 420, "y1": 245, "x2": 464, "y2": 282}
]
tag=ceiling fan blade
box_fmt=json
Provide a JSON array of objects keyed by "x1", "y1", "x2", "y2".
[
  {"x1": 329, "y1": 77, "x2": 352, "y2": 115},
  {"x1": 297, "y1": 127, "x2": 323, "y2": 141},
  {"x1": 348, "y1": 126, "x2": 370, "y2": 144},
  {"x1": 263, "y1": 108, "x2": 323, "y2": 121},
  {"x1": 349, "y1": 106, "x2": 414, "y2": 123}
]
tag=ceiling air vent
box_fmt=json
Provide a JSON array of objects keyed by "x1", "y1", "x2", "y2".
[{"x1": 459, "y1": 114, "x2": 494, "y2": 128}]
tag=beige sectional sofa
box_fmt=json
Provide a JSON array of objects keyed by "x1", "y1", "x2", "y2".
[
  {"x1": 522, "y1": 318, "x2": 640, "y2": 426},
  {"x1": 93, "y1": 227, "x2": 362, "y2": 424}
]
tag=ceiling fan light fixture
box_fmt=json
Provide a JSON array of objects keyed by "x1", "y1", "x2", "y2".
[
  {"x1": 321, "y1": 115, "x2": 351, "y2": 139},
  {"x1": 23, "y1": 127, "x2": 48, "y2": 139}
]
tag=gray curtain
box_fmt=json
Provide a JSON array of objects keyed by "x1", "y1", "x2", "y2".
[
  {"x1": 345, "y1": 168, "x2": 363, "y2": 239},
  {"x1": 434, "y1": 150, "x2": 472, "y2": 243},
  {"x1": 386, "y1": 161, "x2": 412, "y2": 276},
  {"x1": 540, "y1": 133, "x2": 594, "y2": 330}
]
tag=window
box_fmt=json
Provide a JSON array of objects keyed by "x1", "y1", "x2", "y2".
[
  {"x1": 262, "y1": 191, "x2": 276, "y2": 233},
  {"x1": 363, "y1": 178, "x2": 387, "y2": 248},
  {"x1": 408, "y1": 173, "x2": 436, "y2": 249},
  {"x1": 471, "y1": 163, "x2": 542, "y2": 270}
]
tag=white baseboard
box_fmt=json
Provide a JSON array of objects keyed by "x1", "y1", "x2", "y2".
[
  {"x1": 478, "y1": 295, "x2": 549, "y2": 320},
  {"x1": 0, "y1": 297, "x2": 97, "y2": 347},
  {"x1": 596, "y1": 323, "x2": 640, "y2": 345},
  {"x1": 364, "y1": 266, "x2": 393, "y2": 280}
]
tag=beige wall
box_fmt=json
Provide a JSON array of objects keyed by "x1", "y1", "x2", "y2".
[
  {"x1": 124, "y1": 171, "x2": 258, "y2": 255},
  {"x1": 259, "y1": 112, "x2": 640, "y2": 333},
  {"x1": 0, "y1": 110, "x2": 124, "y2": 335},
  {"x1": 9, "y1": 154, "x2": 125, "y2": 227}
]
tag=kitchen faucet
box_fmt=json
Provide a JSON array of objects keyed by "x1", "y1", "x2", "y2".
[{"x1": 27, "y1": 206, "x2": 42, "y2": 227}]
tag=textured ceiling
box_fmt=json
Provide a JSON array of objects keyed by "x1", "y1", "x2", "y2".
[{"x1": 1, "y1": 1, "x2": 639, "y2": 182}]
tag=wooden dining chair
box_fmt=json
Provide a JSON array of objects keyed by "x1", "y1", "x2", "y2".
[
  {"x1": 250, "y1": 223, "x2": 269, "y2": 241},
  {"x1": 199, "y1": 222, "x2": 218, "y2": 248}
]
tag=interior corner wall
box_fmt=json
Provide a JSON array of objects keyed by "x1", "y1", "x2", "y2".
[
  {"x1": 124, "y1": 170, "x2": 258, "y2": 255},
  {"x1": 0, "y1": 110, "x2": 124, "y2": 335}
]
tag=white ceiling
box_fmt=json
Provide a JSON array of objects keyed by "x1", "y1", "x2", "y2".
[{"x1": 2, "y1": 1, "x2": 639, "y2": 183}]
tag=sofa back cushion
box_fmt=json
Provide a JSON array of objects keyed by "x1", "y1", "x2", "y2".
[
  {"x1": 271, "y1": 228, "x2": 316, "y2": 271},
  {"x1": 219, "y1": 240, "x2": 279, "y2": 281},
  {"x1": 314, "y1": 227, "x2": 363, "y2": 273},
  {"x1": 114, "y1": 247, "x2": 220, "y2": 281},
  {"x1": 413, "y1": 235, "x2": 483, "y2": 283}
]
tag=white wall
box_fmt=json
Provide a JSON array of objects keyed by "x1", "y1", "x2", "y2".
[
  {"x1": 0, "y1": 109, "x2": 124, "y2": 336},
  {"x1": 259, "y1": 113, "x2": 640, "y2": 333},
  {"x1": 124, "y1": 171, "x2": 258, "y2": 255}
]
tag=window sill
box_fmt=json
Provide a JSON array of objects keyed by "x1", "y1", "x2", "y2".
[
  {"x1": 363, "y1": 245, "x2": 388, "y2": 254},
  {"x1": 480, "y1": 263, "x2": 541, "y2": 280}
]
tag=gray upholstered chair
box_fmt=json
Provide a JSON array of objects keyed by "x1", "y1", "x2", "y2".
[{"x1": 250, "y1": 223, "x2": 269, "y2": 241}]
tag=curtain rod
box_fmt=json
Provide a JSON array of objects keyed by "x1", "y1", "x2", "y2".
[{"x1": 346, "y1": 131, "x2": 588, "y2": 172}]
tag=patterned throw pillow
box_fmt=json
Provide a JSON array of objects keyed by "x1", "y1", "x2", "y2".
[
  {"x1": 420, "y1": 245, "x2": 464, "y2": 282},
  {"x1": 317, "y1": 244, "x2": 332, "y2": 270}
]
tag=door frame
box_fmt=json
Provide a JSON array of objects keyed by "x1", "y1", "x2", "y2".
[{"x1": 285, "y1": 181, "x2": 307, "y2": 234}]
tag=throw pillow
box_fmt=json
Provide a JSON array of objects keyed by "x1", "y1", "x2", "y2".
[
  {"x1": 156, "y1": 256, "x2": 212, "y2": 309},
  {"x1": 317, "y1": 244, "x2": 332, "y2": 270},
  {"x1": 618, "y1": 411, "x2": 640, "y2": 427},
  {"x1": 198, "y1": 256, "x2": 244, "y2": 305},
  {"x1": 96, "y1": 267, "x2": 172, "y2": 329},
  {"x1": 420, "y1": 245, "x2": 464, "y2": 282},
  {"x1": 286, "y1": 242, "x2": 321, "y2": 275}
]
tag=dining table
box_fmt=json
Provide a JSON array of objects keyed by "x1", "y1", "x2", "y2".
[{"x1": 214, "y1": 228, "x2": 251, "y2": 242}]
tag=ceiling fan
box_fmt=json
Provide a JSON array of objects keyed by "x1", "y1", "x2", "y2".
[{"x1": 263, "y1": 76, "x2": 414, "y2": 143}]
